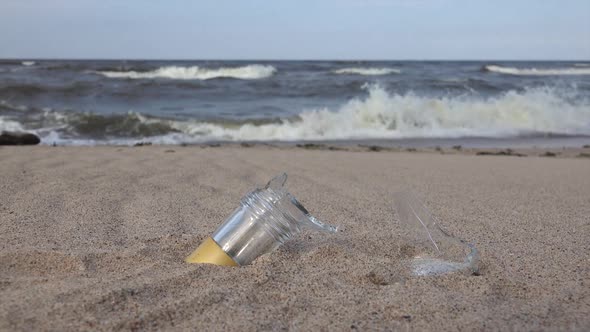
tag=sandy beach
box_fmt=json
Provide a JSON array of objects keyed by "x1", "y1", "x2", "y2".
[{"x1": 1, "y1": 145, "x2": 589, "y2": 331}]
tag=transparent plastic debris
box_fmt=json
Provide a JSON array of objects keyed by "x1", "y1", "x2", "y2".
[
  {"x1": 186, "y1": 173, "x2": 338, "y2": 266},
  {"x1": 393, "y1": 192, "x2": 479, "y2": 276}
]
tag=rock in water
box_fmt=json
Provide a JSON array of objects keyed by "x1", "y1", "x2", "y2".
[{"x1": 0, "y1": 131, "x2": 41, "y2": 145}]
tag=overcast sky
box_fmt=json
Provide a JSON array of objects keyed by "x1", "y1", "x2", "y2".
[{"x1": 1, "y1": 0, "x2": 589, "y2": 60}]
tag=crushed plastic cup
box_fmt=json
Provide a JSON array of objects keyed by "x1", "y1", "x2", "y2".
[
  {"x1": 186, "y1": 173, "x2": 338, "y2": 266},
  {"x1": 393, "y1": 192, "x2": 480, "y2": 276}
]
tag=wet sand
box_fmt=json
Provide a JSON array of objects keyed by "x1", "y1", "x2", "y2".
[{"x1": 1, "y1": 145, "x2": 589, "y2": 330}]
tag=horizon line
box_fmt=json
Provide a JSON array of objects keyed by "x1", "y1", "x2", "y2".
[{"x1": 1, "y1": 57, "x2": 589, "y2": 62}]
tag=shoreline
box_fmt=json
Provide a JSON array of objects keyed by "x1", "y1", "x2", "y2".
[
  {"x1": 16, "y1": 140, "x2": 590, "y2": 159},
  {"x1": 28, "y1": 135, "x2": 590, "y2": 150}
]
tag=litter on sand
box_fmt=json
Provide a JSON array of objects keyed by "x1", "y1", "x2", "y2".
[
  {"x1": 186, "y1": 173, "x2": 338, "y2": 266},
  {"x1": 186, "y1": 174, "x2": 478, "y2": 278},
  {"x1": 393, "y1": 191, "x2": 480, "y2": 276}
]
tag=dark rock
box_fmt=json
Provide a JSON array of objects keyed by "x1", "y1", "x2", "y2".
[{"x1": 0, "y1": 131, "x2": 40, "y2": 145}]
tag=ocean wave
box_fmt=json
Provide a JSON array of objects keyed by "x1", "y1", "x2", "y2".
[
  {"x1": 0, "y1": 60, "x2": 22, "y2": 66},
  {"x1": 11, "y1": 85, "x2": 589, "y2": 145},
  {"x1": 0, "y1": 84, "x2": 47, "y2": 96},
  {"x1": 332, "y1": 67, "x2": 400, "y2": 75},
  {"x1": 165, "y1": 85, "x2": 589, "y2": 141},
  {"x1": 0, "y1": 116, "x2": 26, "y2": 132},
  {"x1": 38, "y1": 63, "x2": 150, "y2": 72},
  {"x1": 21, "y1": 61, "x2": 36, "y2": 66},
  {"x1": 41, "y1": 63, "x2": 94, "y2": 71},
  {"x1": 0, "y1": 100, "x2": 29, "y2": 112},
  {"x1": 0, "y1": 82, "x2": 96, "y2": 97},
  {"x1": 484, "y1": 65, "x2": 590, "y2": 76},
  {"x1": 97, "y1": 65, "x2": 276, "y2": 80}
]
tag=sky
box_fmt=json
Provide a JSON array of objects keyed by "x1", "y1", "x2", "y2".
[{"x1": 1, "y1": 0, "x2": 589, "y2": 60}]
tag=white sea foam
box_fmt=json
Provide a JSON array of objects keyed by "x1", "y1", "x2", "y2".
[
  {"x1": 0, "y1": 116, "x2": 26, "y2": 132},
  {"x1": 485, "y1": 65, "x2": 590, "y2": 76},
  {"x1": 162, "y1": 85, "x2": 589, "y2": 141},
  {"x1": 21, "y1": 61, "x2": 36, "y2": 66},
  {"x1": 0, "y1": 100, "x2": 29, "y2": 112},
  {"x1": 332, "y1": 67, "x2": 400, "y2": 75},
  {"x1": 97, "y1": 65, "x2": 276, "y2": 80}
]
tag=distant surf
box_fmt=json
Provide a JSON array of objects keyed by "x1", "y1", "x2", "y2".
[
  {"x1": 332, "y1": 67, "x2": 400, "y2": 75},
  {"x1": 97, "y1": 64, "x2": 276, "y2": 80},
  {"x1": 484, "y1": 65, "x2": 590, "y2": 76}
]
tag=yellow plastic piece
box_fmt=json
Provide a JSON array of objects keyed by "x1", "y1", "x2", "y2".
[{"x1": 185, "y1": 237, "x2": 238, "y2": 266}]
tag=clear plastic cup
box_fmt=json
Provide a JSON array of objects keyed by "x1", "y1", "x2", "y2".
[{"x1": 186, "y1": 173, "x2": 338, "y2": 266}]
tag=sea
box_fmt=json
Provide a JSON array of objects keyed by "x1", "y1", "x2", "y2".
[{"x1": 1, "y1": 60, "x2": 589, "y2": 147}]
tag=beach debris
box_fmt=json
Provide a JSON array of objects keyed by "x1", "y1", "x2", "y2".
[
  {"x1": 296, "y1": 143, "x2": 325, "y2": 150},
  {"x1": 476, "y1": 149, "x2": 526, "y2": 157},
  {"x1": 393, "y1": 192, "x2": 479, "y2": 276},
  {"x1": 366, "y1": 145, "x2": 383, "y2": 152},
  {"x1": 0, "y1": 131, "x2": 40, "y2": 145},
  {"x1": 296, "y1": 143, "x2": 344, "y2": 151},
  {"x1": 357, "y1": 144, "x2": 393, "y2": 152},
  {"x1": 186, "y1": 173, "x2": 338, "y2": 266},
  {"x1": 540, "y1": 151, "x2": 558, "y2": 157}
]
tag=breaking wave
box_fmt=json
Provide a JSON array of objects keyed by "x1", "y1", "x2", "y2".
[
  {"x1": 0, "y1": 116, "x2": 26, "y2": 132},
  {"x1": 97, "y1": 65, "x2": 276, "y2": 80},
  {"x1": 484, "y1": 65, "x2": 590, "y2": 76},
  {"x1": 21, "y1": 61, "x2": 36, "y2": 66},
  {"x1": 332, "y1": 67, "x2": 400, "y2": 75},
  {"x1": 166, "y1": 85, "x2": 589, "y2": 141},
  {"x1": 7, "y1": 85, "x2": 590, "y2": 145}
]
